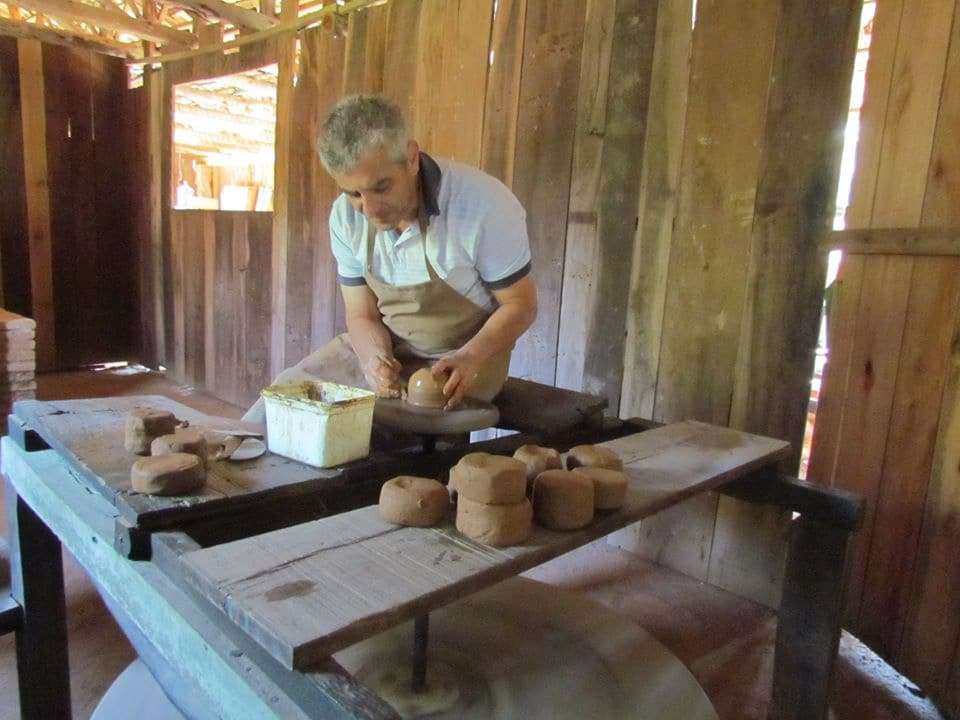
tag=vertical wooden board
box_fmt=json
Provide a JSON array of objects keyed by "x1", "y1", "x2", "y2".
[
  {"x1": 241, "y1": 212, "x2": 273, "y2": 406},
  {"x1": 0, "y1": 37, "x2": 31, "y2": 318},
  {"x1": 858, "y1": 256, "x2": 960, "y2": 661},
  {"x1": 806, "y1": 254, "x2": 866, "y2": 485},
  {"x1": 829, "y1": 255, "x2": 913, "y2": 626},
  {"x1": 203, "y1": 211, "x2": 216, "y2": 390},
  {"x1": 342, "y1": 5, "x2": 387, "y2": 95},
  {"x1": 479, "y1": 0, "x2": 527, "y2": 186},
  {"x1": 435, "y1": 0, "x2": 494, "y2": 165},
  {"x1": 630, "y1": 0, "x2": 779, "y2": 582},
  {"x1": 844, "y1": 0, "x2": 904, "y2": 228},
  {"x1": 146, "y1": 66, "x2": 167, "y2": 368},
  {"x1": 508, "y1": 0, "x2": 587, "y2": 384},
  {"x1": 181, "y1": 211, "x2": 210, "y2": 386},
  {"x1": 17, "y1": 39, "x2": 56, "y2": 371},
  {"x1": 410, "y1": 0, "x2": 445, "y2": 152},
  {"x1": 211, "y1": 213, "x2": 238, "y2": 405},
  {"x1": 922, "y1": 0, "x2": 960, "y2": 223},
  {"x1": 869, "y1": 0, "x2": 955, "y2": 228},
  {"x1": 381, "y1": 0, "x2": 421, "y2": 120},
  {"x1": 619, "y1": 0, "x2": 693, "y2": 419},
  {"x1": 709, "y1": 0, "x2": 862, "y2": 607},
  {"x1": 169, "y1": 212, "x2": 187, "y2": 383}
]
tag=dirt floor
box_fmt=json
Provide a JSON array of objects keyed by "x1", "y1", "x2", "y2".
[{"x1": 0, "y1": 365, "x2": 947, "y2": 719}]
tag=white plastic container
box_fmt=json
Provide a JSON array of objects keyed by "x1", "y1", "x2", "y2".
[{"x1": 261, "y1": 380, "x2": 375, "y2": 468}]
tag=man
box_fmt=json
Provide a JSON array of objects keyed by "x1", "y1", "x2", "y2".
[{"x1": 243, "y1": 94, "x2": 537, "y2": 423}]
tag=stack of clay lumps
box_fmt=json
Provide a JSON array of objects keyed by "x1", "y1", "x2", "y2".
[
  {"x1": 125, "y1": 407, "x2": 208, "y2": 496},
  {"x1": 0, "y1": 309, "x2": 37, "y2": 434},
  {"x1": 452, "y1": 453, "x2": 532, "y2": 547}
]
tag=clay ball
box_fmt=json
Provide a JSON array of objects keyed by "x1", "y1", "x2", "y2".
[
  {"x1": 532, "y1": 469, "x2": 595, "y2": 530},
  {"x1": 571, "y1": 467, "x2": 628, "y2": 511},
  {"x1": 379, "y1": 476, "x2": 449, "y2": 527},
  {"x1": 564, "y1": 444, "x2": 623, "y2": 472},
  {"x1": 450, "y1": 453, "x2": 527, "y2": 505},
  {"x1": 406, "y1": 368, "x2": 447, "y2": 409}
]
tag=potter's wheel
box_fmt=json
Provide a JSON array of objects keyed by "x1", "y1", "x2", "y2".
[
  {"x1": 374, "y1": 397, "x2": 499, "y2": 435},
  {"x1": 333, "y1": 577, "x2": 718, "y2": 720}
]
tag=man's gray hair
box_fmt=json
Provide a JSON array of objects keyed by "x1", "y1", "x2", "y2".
[{"x1": 318, "y1": 94, "x2": 409, "y2": 173}]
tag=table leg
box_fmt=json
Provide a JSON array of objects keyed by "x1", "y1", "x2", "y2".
[
  {"x1": 769, "y1": 516, "x2": 851, "y2": 720},
  {"x1": 6, "y1": 480, "x2": 71, "y2": 719},
  {"x1": 412, "y1": 613, "x2": 429, "y2": 692}
]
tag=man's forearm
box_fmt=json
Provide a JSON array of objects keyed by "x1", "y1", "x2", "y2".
[
  {"x1": 346, "y1": 315, "x2": 395, "y2": 365},
  {"x1": 458, "y1": 301, "x2": 535, "y2": 364}
]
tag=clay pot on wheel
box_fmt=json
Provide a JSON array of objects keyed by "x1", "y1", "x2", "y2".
[{"x1": 407, "y1": 368, "x2": 448, "y2": 409}]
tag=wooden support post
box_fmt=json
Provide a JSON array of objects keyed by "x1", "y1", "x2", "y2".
[
  {"x1": 6, "y1": 480, "x2": 71, "y2": 719},
  {"x1": 769, "y1": 517, "x2": 851, "y2": 720}
]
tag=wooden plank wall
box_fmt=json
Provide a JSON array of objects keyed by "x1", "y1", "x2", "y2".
[
  {"x1": 146, "y1": 0, "x2": 859, "y2": 612},
  {"x1": 0, "y1": 38, "x2": 138, "y2": 370},
  {"x1": 807, "y1": 0, "x2": 960, "y2": 713}
]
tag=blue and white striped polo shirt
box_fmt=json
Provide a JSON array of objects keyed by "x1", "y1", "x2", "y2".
[{"x1": 329, "y1": 153, "x2": 532, "y2": 313}]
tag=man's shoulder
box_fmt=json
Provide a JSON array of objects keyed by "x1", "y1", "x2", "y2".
[
  {"x1": 330, "y1": 194, "x2": 362, "y2": 243},
  {"x1": 436, "y1": 157, "x2": 522, "y2": 215}
]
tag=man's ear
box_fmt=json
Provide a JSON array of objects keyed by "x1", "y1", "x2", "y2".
[{"x1": 406, "y1": 139, "x2": 420, "y2": 174}]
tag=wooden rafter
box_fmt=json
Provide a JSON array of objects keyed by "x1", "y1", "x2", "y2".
[
  {"x1": 0, "y1": 14, "x2": 136, "y2": 55},
  {"x1": 7, "y1": 0, "x2": 197, "y2": 45},
  {"x1": 168, "y1": 0, "x2": 274, "y2": 31}
]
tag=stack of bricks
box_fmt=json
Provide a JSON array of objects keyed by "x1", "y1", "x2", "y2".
[{"x1": 0, "y1": 309, "x2": 36, "y2": 434}]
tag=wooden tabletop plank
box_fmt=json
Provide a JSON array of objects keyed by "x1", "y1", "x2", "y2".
[{"x1": 178, "y1": 420, "x2": 791, "y2": 668}]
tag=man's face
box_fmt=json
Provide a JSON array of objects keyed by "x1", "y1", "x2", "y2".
[{"x1": 331, "y1": 141, "x2": 419, "y2": 230}]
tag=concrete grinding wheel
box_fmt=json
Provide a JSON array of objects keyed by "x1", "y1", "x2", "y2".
[{"x1": 333, "y1": 577, "x2": 719, "y2": 720}]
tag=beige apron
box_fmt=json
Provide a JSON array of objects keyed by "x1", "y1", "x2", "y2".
[{"x1": 362, "y1": 206, "x2": 512, "y2": 401}]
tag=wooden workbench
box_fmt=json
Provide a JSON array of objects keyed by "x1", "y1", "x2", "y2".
[{"x1": 1, "y1": 391, "x2": 862, "y2": 720}]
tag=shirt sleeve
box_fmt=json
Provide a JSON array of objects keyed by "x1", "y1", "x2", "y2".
[
  {"x1": 475, "y1": 190, "x2": 532, "y2": 290},
  {"x1": 330, "y1": 199, "x2": 367, "y2": 286}
]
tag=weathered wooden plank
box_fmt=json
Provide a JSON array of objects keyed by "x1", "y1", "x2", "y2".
[
  {"x1": 827, "y1": 255, "x2": 914, "y2": 626},
  {"x1": 823, "y1": 226, "x2": 960, "y2": 255},
  {"x1": 508, "y1": 0, "x2": 586, "y2": 384},
  {"x1": 619, "y1": 0, "x2": 692, "y2": 419},
  {"x1": 556, "y1": 0, "x2": 657, "y2": 412},
  {"x1": 240, "y1": 211, "x2": 273, "y2": 406},
  {"x1": 381, "y1": 0, "x2": 421, "y2": 120},
  {"x1": 494, "y1": 376, "x2": 606, "y2": 436},
  {"x1": 869, "y1": 0, "x2": 954, "y2": 227},
  {"x1": 858, "y1": 256, "x2": 960, "y2": 660},
  {"x1": 711, "y1": 0, "x2": 861, "y2": 608},
  {"x1": 922, "y1": 4, "x2": 960, "y2": 225},
  {"x1": 479, "y1": 0, "x2": 526, "y2": 186},
  {"x1": 0, "y1": 37, "x2": 30, "y2": 319},
  {"x1": 179, "y1": 421, "x2": 790, "y2": 669},
  {"x1": 806, "y1": 254, "x2": 866, "y2": 486},
  {"x1": 17, "y1": 39, "x2": 56, "y2": 372},
  {"x1": 626, "y1": 0, "x2": 780, "y2": 582},
  {"x1": 341, "y1": 4, "x2": 387, "y2": 95},
  {"x1": 144, "y1": 62, "x2": 167, "y2": 367}
]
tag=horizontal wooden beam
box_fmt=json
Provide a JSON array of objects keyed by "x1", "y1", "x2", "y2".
[
  {"x1": 169, "y1": 0, "x2": 276, "y2": 31},
  {"x1": 127, "y1": 0, "x2": 380, "y2": 65},
  {"x1": 0, "y1": 15, "x2": 136, "y2": 57},
  {"x1": 822, "y1": 227, "x2": 960, "y2": 256},
  {"x1": 7, "y1": 0, "x2": 197, "y2": 46}
]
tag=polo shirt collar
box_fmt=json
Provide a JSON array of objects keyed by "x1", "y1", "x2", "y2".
[{"x1": 419, "y1": 151, "x2": 441, "y2": 218}]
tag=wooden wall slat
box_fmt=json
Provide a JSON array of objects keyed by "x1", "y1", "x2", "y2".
[
  {"x1": 620, "y1": 0, "x2": 781, "y2": 582},
  {"x1": 858, "y1": 256, "x2": 960, "y2": 660},
  {"x1": 507, "y1": 0, "x2": 586, "y2": 384},
  {"x1": 618, "y1": 0, "x2": 692, "y2": 420},
  {"x1": 709, "y1": 0, "x2": 862, "y2": 607},
  {"x1": 0, "y1": 37, "x2": 30, "y2": 318},
  {"x1": 869, "y1": 0, "x2": 955, "y2": 228},
  {"x1": 556, "y1": 0, "x2": 658, "y2": 412}
]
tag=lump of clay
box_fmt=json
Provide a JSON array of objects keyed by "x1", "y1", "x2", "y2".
[
  {"x1": 532, "y1": 470, "x2": 595, "y2": 530},
  {"x1": 125, "y1": 407, "x2": 178, "y2": 455},
  {"x1": 151, "y1": 429, "x2": 209, "y2": 469},
  {"x1": 449, "y1": 453, "x2": 527, "y2": 505},
  {"x1": 571, "y1": 467, "x2": 628, "y2": 511},
  {"x1": 513, "y1": 445, "x2": 562, "y2": 486},
  {"x1": 379, "y1": 476, "x2": 449, "y2": 527},
  {"x1": 407, "y1": 368, "x2": 447, "y2": 409},
  {"x1": 564, "y1": 444, "x2": 623, "y2": 472},
  {"x1": 456, "y1": 496, "x2": 532, "y2": 547},
  {"x1": 131, "y1": 453, "x2": 205, "y2": 496}
]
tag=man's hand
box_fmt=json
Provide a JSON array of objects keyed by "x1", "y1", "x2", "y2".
[
  {"x1": 431, "y1": 350, "x2": 482, "y2": 410},
  {"x1": 362, "y1": 354, "x2": 402, "y2": 398}
]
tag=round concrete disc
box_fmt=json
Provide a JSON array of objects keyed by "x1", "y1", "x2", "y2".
[
  {"x1": 228, "y1": 437, "x2": 267, "y2": 461},
  {"x1": 333, "y1": 577, "x2": 719, "y2": 720},
  {"x1": 374, "y1": 397, "x2": 499, "y2": 435}
]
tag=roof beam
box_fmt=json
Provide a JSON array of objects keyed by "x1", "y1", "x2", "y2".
[
  {"x1": 6, "y1": 0, "x2": 197, "y2": 46},
  {"x1": 169, "y1": 0, "x2": 275, "y2": 31},
  {"x1": 0, "y1": 14, "x2": 136, "y2": 56}
]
